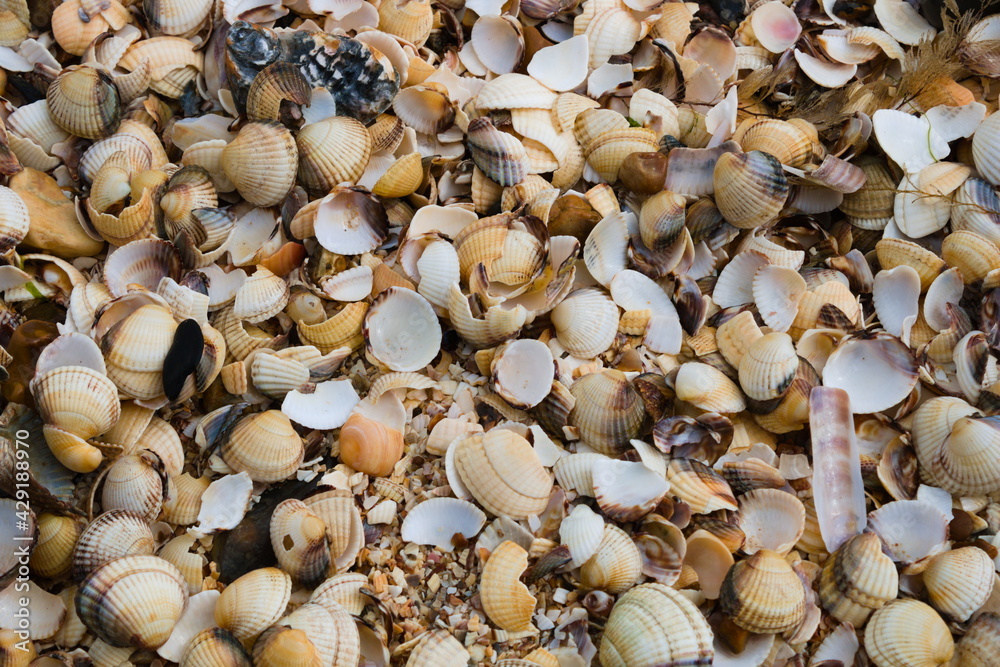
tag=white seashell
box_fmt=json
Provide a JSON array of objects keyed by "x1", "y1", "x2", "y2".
[
  {"x1": 873, "y1": 0, "x2": 934, "y2": 46},
  {"x1": 609, "y1": 270, "x2": 683, "y2": 354},
  {"x1": 470, "y1": 15, "x2": 523, "y2": 74},
  {"x1": 873, "y1": 109, "x2": 948, "y2": 173},
  {"x1": 551, "y1": 288, "x2": 619, "y2": 359},
  {"x1": 816, "y1": 30, "x2": 880, "y2": 64},
  {"x1": 365, "y1": 287, "x2": 442, "y2": 372},
  {"x1": 492, "y1": 339, "x2": 554, "y2": 409},
  {"x1": 282, "y1": 379, "x2": 360, "y2": 430},
  {"x1": 810, "y1": 623, "x2": 859, "y2": 665},
  {"x1": 822, "y1": 333, "x2": 918, "y2": 414},
  {"x1": 793, "y1": 49, "x2": 857, "y2": 88},
  {"x1": 629, "y1": 89, "x2": 680, "y2": 139},
  {"x1": 872, "y1": 265, "x2": 920, "y2": 342},
  {"x1": 924, "y1": 267, "x2": 964, "y2": 332},
  {"x1": 866, "y1": 499, "x2": 949, "y2": 566},
  {"x1": 156, "y1": 589, "x2": 220, "y2": 662},
  {"x1": 753, "y1": 265, "x2": 806, "y2": 333},
  {"x1": 322, "y1": 266, "x2": 374, "y2": 302},
  {"x1": 561, "y1": 503, "x2": 605, "y2": 568},
  {"x1": 189, "y1": 472, "x2": 253, "y2": 539},
  {"x1": 592, "y1": 459, "x2": 670, "y2": 523},
  {"x1": 713, "y1": 250, "x2": 770, "y2": 308},
  {"x1": 527, "y1": 35, "x2": 588, "y2": 92},
  {"x1": 584, "y1": 211, "x2": 631, "y2": 287},
  {"x1": 738, "y1": 489, "x2": 805, "y2": 555},
  {"x1": 400, "y1": 497, "x2": 486, "y2": 551}
]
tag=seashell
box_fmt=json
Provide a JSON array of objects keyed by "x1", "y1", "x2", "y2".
[
  {"x1": 739, "y1": 119, "x2": 814, "y2": 168},
  {"x1": 568, "y1": 370, "x2": 646, "y2": 455},
  {"x1": 952, "y1": 176, "x2": 1000, "y2": 246},
  {"x1": 32, "y1": 365, "x2": 121, "y2": 473},
  {"x1": 296, "y1": 116, "x2": 372, "y2": 196},
  {"x1": 76, "y1": 555, "x2": 188, "y2": 649},
  {"x1": 491, "y1": 339, "x2": 554, "y2": 409},
  {"x1": 157, "y1": 534, "x2": 208, "y2": 595},
  {"x1": 233, "y1": 267, "x2": 289, "y2": 324},
  {"x1": 752, "y1": 265, "x2": 806, "y2": 333},
  {"x1": 30, "y1": 513, "x2": 83, "y2": 580},
  {"x1": 922, "y1": 546, "x2": 995, "y2": 621},
  {"x1": 364, "y1": 287, "x2": 441, "y2": 372},
  {"x1": 270, "y1": 499, "x2": 331, "y2": 588},
  {"x1": 221, "y1": 410, "x2": 304, "y2": 483},
  {"x1": 297, "y1": 302, "x2": 368, "y2": 353},
  {"x1": 526, "y1": 35, "x2": 589, "y2": 93},
  {"x1": 866, "y1": 499, "x2": 949, "y2": 566},
  {"x1": 720, "y1": 458, "x2": 785, "y2": 495},
  {"x1": 300, "y1": 489, "x2": 363, "y2": 573},
  {"x1": 480, "y1": 541, "x2": 535, "y2": 632},
  {"x1": 72, "y1": 510, "x2": 155, "y2": 581},
  {"x1": 585, "y1": 128, "x2": 659, "y2": 183},
  {"x1": 716, "y1": 310, "x2": 763, "y2": 370},
  {"x1": 585, "y1": 8, "x2": 640, "y2": 68},
  {"x1": 593, "y1": 458, "x2": 670, "y2": 523},
  {"x1": 714, "y1": 151, "x2": 789, "y2": 229},
  {"x1": 719, "y1": 548, "x2": 806, "y2": 634},
  {"x1": 667, "y1": 458, "x2": 738, "y2": 514},
  {"x1": 943, "y1": 229, "x2": 1000, "y2": 284},
  {"x1": 0, "y1": 186, "x2": 28, "y2": 252},
  {"x1": 580, "y1": 524, "x2": 644, "y2": 594},
  {"x1": 817, "y1": 532, "x2": 898, "y2": 626},
  {"x1": 310, "y1": 573, "x2": 368, "y2": 616},
  {"x1": 277, "y1": 599, "x2": 359, "y2": 667},
  {"x1": 551, "y1": 288, "x2": 620, "y2": 359},
  {"x1": 144, "y1": 0, "x2": 212, "y2": 36},
  {"x1": 600, "y1": 583, "x2": 714, "y2": 667},
  {"x1": 560, "y1": 503, "x2": 605, "y2": 568},
  {"x1": 447, "y1": 283, "x2": 528, "y2": 348},
  {"x1": 453, "y1": 429, "x2": 552, "y2": 520},
  {"x1": 955, "y1": 612, "x2": 1000, "y2": 667},
  {"x1": 222, "y1": 121, "x2": 298, "y2": 207},
  {"x1": 312, "y1": 187, "x2": 388, "y2": 255},
  {"x1": 101, "y1": 452, "x2": 166, "y2": 522},
  {"x1": 822, "y1": 332, "x2": 918, "y2": 414},
  {"x1": 840, "y1": 156, "x2": 896, "y2": 230},
  {"x1": 873, "y1": 265, "x2": 920, "y2": 341},
  {"x1": 373, "y1": 152, "x2": 424, "y2": 199},
  {"x1": 161, "y1": 166, "x2": 218, "y2": 238},
  {"x1": 46, "y1": 65, "x2": 121, "y2": 140},
  {"x1": 244, "y1": 61, "x2": 312, "y2": 126},
  {"x1": 338, "y1": 412, "x2": 404, "y2": 477},
  {"x1": 181, "y1": 627, "x2": 253, "y2": 667},
  {"x1": 864, "y1": 599, "x2": 954, "y2": 667},
  {"x1": 675, "y1": 362, "x2": 746, "y2": 414},
  {"x1": 875, "y1": 237, "x2": 945, "y2": 291},
  {"x1": 738, "y1": 332, "x2": 798, "y2": 404},
  {"x1": 401, "y1": 497, "x2": 486, "y2": 551},
  {"x1": 252, "y1": 626, "x2": 321, "y2": 666},
  {"x1": 467, "y1": 117, "x2": 529, "y2": 187},
  {"x1": 639, "y1": 191, "x2": 686, "y2": 251},
  {"x1": 750, "y1": 0, "x2": 801, "y2": 53},
  {"x1": 914, "y1": 398, "x2": 1000, "y2": 496},
  {"x1": 101, "y1": 302, "x2": 177, "y2": 401},
  {"x1": 737, "y1": 489, "x2": 804, "y2": 555},
  {"x1": 405, "y1": 629, "x2": 470, "y2": 667},
  {"x1": 103, "y1": 238, "x2": 182, "y2": 299},
  {"x1": 215, "y1": 567, "x2": 292, "y2": 644}
]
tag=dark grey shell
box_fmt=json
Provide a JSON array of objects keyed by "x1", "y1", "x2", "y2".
[{"x1": 225, "y1": 21, "x2": 399, "y2": 125}]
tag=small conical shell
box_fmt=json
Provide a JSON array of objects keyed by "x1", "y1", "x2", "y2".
[
  {"x1": 75, "y1": 555, "x2": 188, "y2": 649},
  {"x1": 215, "y1": 567, "x2": 292, "y2": 644},
  {"x1": 600, "y1": 583, "x2": 714, "y2": 667},
  {"x1": 222, "y1": 121, "x2": 298, "y2": 207},
  {"x1": 713, "y1": 151, "x2": 789, "y2": 229},
  {"x1": 719, "y1": 548, "x2": 806, "y2": 634},
  {"x1": 817, "y1": 532, "x2": 898, "y2": 627},
  {"x1": 46, "y1": 65, "x2": 121, "y2": 140},
  {"x1": 864, "y1": 599, "x2": 954, "y2": 667},
  {"x1": 922, "y1": 546, "x2": 995, "y2": 622},
  {"x1": 480, "y1": 541, "x2": 536, "y2": 632}
]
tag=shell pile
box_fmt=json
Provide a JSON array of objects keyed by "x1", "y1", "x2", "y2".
[{"x1": 6, "y1": 0, "x2": 1000, "y2": 664}]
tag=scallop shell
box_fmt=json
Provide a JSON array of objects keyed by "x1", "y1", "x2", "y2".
[
  {"x1": 76, "y1": 555, "x2": 188, "y2": 649},
  {"x1": 215, "y1": 567, "x2": 292, "y2": 644},
  {"x1": 491, "y1": 339, "x2": 555, "y2": 409},
  {"x1": 302, "y1": 489, "x2": 364, "y2": 573},
  {"x1": 738, "y1": 332, "x2": 799, "y2": 403},
  {"x1": 101, "y1": 303, "x2": 177, "y2": 401},
  {"x1": 72, "y1": 510, "x2": 155, "y2": 581},
  {"x1": 600, "y1": 583, "x2": 714, "y2": 667},
  {"x1": 233, "y1": 267, "x2": 290, "y2": 324},
  {"x1": 737, "y1": 489, "x2": 804, "y2": 555},
  {"x1": 714, "y1": 151, "x2": 789, "y2": 229},
  {"x1": 221, "y1": 410, "x2": 304, "y2": 483},
  {"x1": 864, "y1": 599, "x2": 954, "y2": 667},
  {"x1": 579, "y1": 524, "x2": 643, "y2": 594},
  {"x1": 467, "y1": 117, "x2": 529, "y2": 187},
  {"x1": 551, "y1": 288, "x2": 620, "y2": 359},
  {"x1": 817, "y1": 532, "x2": 898, "y2": 627},
  {"x1": 675, "y1": 362, "x2": 746, "y2": 414},
  {"x1": 270, "y1": 499, "x2": 332, "y2": 588},
  {"x1": 480, "y1": 541, "x2": 536, "y2": 632},
  {"x1": 922, "y1": 546, "x2": 995, "y2": 621},
  {"x1": 719, "y1": 548, "x2": 806, "y2": 634},
  {"x1": 404, "y1": 629, "x2": 470, "y2": 667},
  {"x1": 568, "y1": 370, "x2": 646, "y2": 455},
  {"x1": 181, "y1": 627, "x2": 253, "y2": 667},
  {"x1": 667, "y1": 458, "x2": 738, "y2": 514},
  {"x1": 955, "y1": 613, "x2": 1000, "y2": 667},
  {"x1": 822, "y1": 332, "x2": 918, "y2": 414},
  {"x1": 46, "y1": 65, "x2": 121, "y2": 140},
  {"x1": 453, "y1": 429, "x2": 553, "y2": 520},
  {"x1": 101, "y1": 452, "x2": 166, "y2": 522},
  {"x1": 0, "y1": 186, "x2": 29, "y2": 252},
  {"x1": 297, "y1": 116, "x2": 372, "y2": 196},
  {"x1": 222, "y1": 121, "x2": 298, "y2": 207}
]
